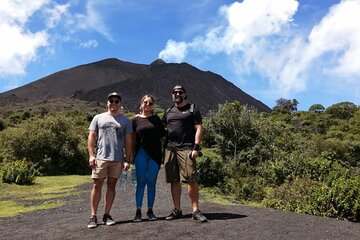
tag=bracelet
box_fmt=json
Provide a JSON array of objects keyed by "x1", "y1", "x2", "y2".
[{"x1": 193, "y1": 144, "x2": 200, "y2": 151}]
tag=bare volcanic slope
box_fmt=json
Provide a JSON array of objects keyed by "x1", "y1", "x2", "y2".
[
  {"x1": 0, "y1": 58, "x2": 271, "y2": 113},
  {"x1": 1, "y1": 58, "x2": 148, "y2": 101}
]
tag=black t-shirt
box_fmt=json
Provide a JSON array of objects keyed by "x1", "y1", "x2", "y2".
[
  {"x1": 132, "y1": 115, "x2": 166, "y2": 166},
  {"x1": 163, "y1": 103, "x2": 202, "y2": 150}
]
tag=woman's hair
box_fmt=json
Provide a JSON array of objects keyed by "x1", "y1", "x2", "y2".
[{"x1": 139, "y1": 94, "x2": 155, "y2": 114}]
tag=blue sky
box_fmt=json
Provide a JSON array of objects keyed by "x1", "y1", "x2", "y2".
[{"x1": 1, "y1": 0, "x2": 359, "y2": 110}]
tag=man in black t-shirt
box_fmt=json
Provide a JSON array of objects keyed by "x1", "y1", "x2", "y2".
[{"x1": 162, "y1": 85, "x2": 208, "y2": 223}]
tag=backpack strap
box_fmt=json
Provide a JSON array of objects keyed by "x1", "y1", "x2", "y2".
[
  {"x1": 165, "y1": 104, "x2": 195, "y2": 117},
  {"x1": 189, "y1": 103, "x2": 195, "y2": 114},
  {"x1": 165, "y1": 105, "x2": 174, "y2": 118}
]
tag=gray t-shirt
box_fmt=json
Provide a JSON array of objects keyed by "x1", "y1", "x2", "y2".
[{"x1": 89, "y1": 112, "x2": 132, "y2": 162}]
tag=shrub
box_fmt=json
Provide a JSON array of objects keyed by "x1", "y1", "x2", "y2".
[
  {"x1": 223, "y1": 158, "x2": 265, "y2": 201},
  {"x1": 0, "y1": 113, "x2": 89, "y2": 175},
  {"x1": 263, "y1": 176, "x2": 360, "y2": 222},
  {"x1": 0, "y1": 160, "x2": 38, "y2": 185},
  {"x1": 328, "y1": 176, "x2": 360, "y2": 222},
  {"x1": 262, "y1": 177, "x2": 328, "y2": 215},
  {"x1": 226, "y1": 175, "x2": 265, "y2": 201},
  {"x1": 196, "y1": 150, "x2": 225, "y2": 187}
]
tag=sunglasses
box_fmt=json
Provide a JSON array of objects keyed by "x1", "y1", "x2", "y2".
[
  {"x1": 143, "y1": 101, "x2": 154, "y2": 105},
  {"x1": 108, "y1": 99, "x2": 120, "y2": 104},
  {"x1": 172, "y1": 91, "x2": 184, "y2": 95}
]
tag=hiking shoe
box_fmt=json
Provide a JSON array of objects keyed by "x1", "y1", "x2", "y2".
[
  {"x1": 103, "y1": 214, "x2": 116, "y2": 226},
  {"x1": 165, "y1": 208, "x2": 182, "y2": 220},
  {"x1": 192, "y1": 209, "x2": 208, "y2": 223},
  {"x1": 133, "y1": 209, "x2": 142, "y2": 222},
  {"x1": 147, "y1": 209, "x2": 157, "y2": 221},
  {"x1": 87, "y1": 215, "x2": 98, "y2": 229}
]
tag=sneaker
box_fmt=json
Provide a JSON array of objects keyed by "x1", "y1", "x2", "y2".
[
  {"x1": 103, "y1": 214, "x2": 116, "y2": 226},
  {"x1": 165, "y1": 208, "x2": 182, "y2": 220},
  {"x1": 192, "y1": 209, "x2": 208, "y2": 223},
  {"x1": 87, "y1": 215, "x2": 98, "y2": 229},
  {"x1": 147, "y1": 209, "x2": 157, "y2": 221},
  {"x1": 133, "y1": 209, "x2": 142, "y2": 222}
]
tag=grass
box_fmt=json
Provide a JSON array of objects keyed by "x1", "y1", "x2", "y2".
[
  {"x1": 0, "y1": 201, "x2": 64, "y2": 217},
  {"x1": 0, "y1": 175, "x2": 90, "y2": 218},
  {"x1": 200, "y1": 187, "x2": 238, "y2": 205},
  {"x1": 200, "y1": 187, "x2": 264, "y2": 208}
]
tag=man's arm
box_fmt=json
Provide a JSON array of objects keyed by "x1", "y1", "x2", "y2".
[
  {"x1": 191, "y1": 123, "x2": 204, "y2": 159},
  {"x1": 124, "y1": 132, "x2": 133, "y2": 169},
  {"x1": 194, "y1": 123, "x2": 204, "y2": 145},
  {"x1": 87, "y1": 130, "x2": 97, "y2": 168}
]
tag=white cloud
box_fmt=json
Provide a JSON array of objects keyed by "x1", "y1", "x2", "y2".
[
  {"x1": 79, "y1": 39, "x2": 98, "y2": 49},
  {"x1": 0, "y1": 0, "x2": 50, "y2": 25},
  {"x1": 158, "y1": 0, "x2": 300, "y2": 97},
  {"x1": 0, "y1": 0, "x2": 114, "y2": 80},
  {"x1": 45, "y1": 3, "x2": 70, "y2": 28},
  {"x1": 159, "y1": 0, "x2": 298, "y2": 62},
  {"x1": 306, "y1": 0, "x2": 360, "y2": 77},
  {"x1": 0, "y1": 0, "x2": 49, "y2": 77},
  {"x1": 73, "y1": 0, "x2": 114, "y2": 42},
  {"x1": 159, "y1": 0, "x2": 360, "y2": 98},
  {"x1": 0, "y1": 24, "x2": 48, "y2": 76},
  {"x1": 159, "y1": 40, "x2": 188, "y2": 62},
  {"x1": 270, "y1": 0, "x2": 360, "y2": 96},
  {"x1": 219, "y1": 0, "x2": 298, "y2": 52}
]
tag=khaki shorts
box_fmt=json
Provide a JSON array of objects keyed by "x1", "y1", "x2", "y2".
[
  {"x1": 91, "y1": 160, "x2": 123, "y2": 179},
  {"x1": 164, "y1": 149, "x2": 198, "y2": 183}
]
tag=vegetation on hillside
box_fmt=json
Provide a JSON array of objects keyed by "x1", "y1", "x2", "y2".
[
  {"x1": 200, "y1": 100, "x2": 360, "y2": 222},
  {"x1": 0, "y1": 99, "x2": 359, "y2": 222}
]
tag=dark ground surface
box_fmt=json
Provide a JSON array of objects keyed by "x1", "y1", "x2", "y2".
[{"x1": 1, "y1": 168, "x2": 359, "y2": 240}]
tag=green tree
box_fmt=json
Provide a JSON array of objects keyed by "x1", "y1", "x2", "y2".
[
  {"x1": 325, "y1": 102, "x2": 358, "y2": 119},
  {"x1": 273, "y1": 98, "x2": 299, "y2": 113},
  {"x1": 207, "y1": 101, "x2": 259, "y2": 159},
  {"x1": 0, "y1": 113, "x2": 89, "y2": 175},
  {"x1": 309, "y1": 104, "x2": 325, "y2": 113}
]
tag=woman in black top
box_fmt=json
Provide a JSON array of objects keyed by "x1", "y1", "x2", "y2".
[{"x1": 132, "y1": 95, "x2": 166, "y2": 222}]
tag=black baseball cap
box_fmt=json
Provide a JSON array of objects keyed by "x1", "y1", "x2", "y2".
[
  {"x1": 172, "y1": 85, "x2": 186, "y2": 93},
  {"x1": 107, "y1": 92, "x2": 121, "y2": 101}
]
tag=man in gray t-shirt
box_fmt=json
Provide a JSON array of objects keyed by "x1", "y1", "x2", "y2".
[
  {"x1": 87, "y1": 92, "x2": 133, "y2": 229},
  {"x1": 89, "y1": 112, "x2": 131, "y2": 161}
]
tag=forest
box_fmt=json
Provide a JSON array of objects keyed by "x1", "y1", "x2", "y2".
[{"x1": 0, "y1": 99, "x2": 359, "y2": 222}]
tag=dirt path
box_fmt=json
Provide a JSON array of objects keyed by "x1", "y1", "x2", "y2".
[{"x1": 0, "y1": 168, "x2": 359, "y2": 240}]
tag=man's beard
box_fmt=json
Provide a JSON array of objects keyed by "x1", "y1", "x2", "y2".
[{"x1": 173, "y1": 96, "x2": 184, "y2": 103}]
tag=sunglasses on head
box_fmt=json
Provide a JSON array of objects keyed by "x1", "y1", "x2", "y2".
[
  {"x1": 172, "y1": 91, "x2": 184, "y2": 95},
  {"x1": 109, "y1": 99, "x2": 120, "y2": 104},
  {"x1": 143, "y1": 101, "x2": 154, "y2": 105}
]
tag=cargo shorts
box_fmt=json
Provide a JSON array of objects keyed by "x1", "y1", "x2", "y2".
[
  {"x1": 164, "y1": 149, "x2": 198, "y2": 183},
  {"x1": 91, "y1": 160, "x2": 123, "y2": 179}
]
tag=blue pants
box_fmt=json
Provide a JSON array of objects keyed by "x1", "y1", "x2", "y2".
[{"x1": 134, "y1": 148, "x2": 159, "y2": 209}]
